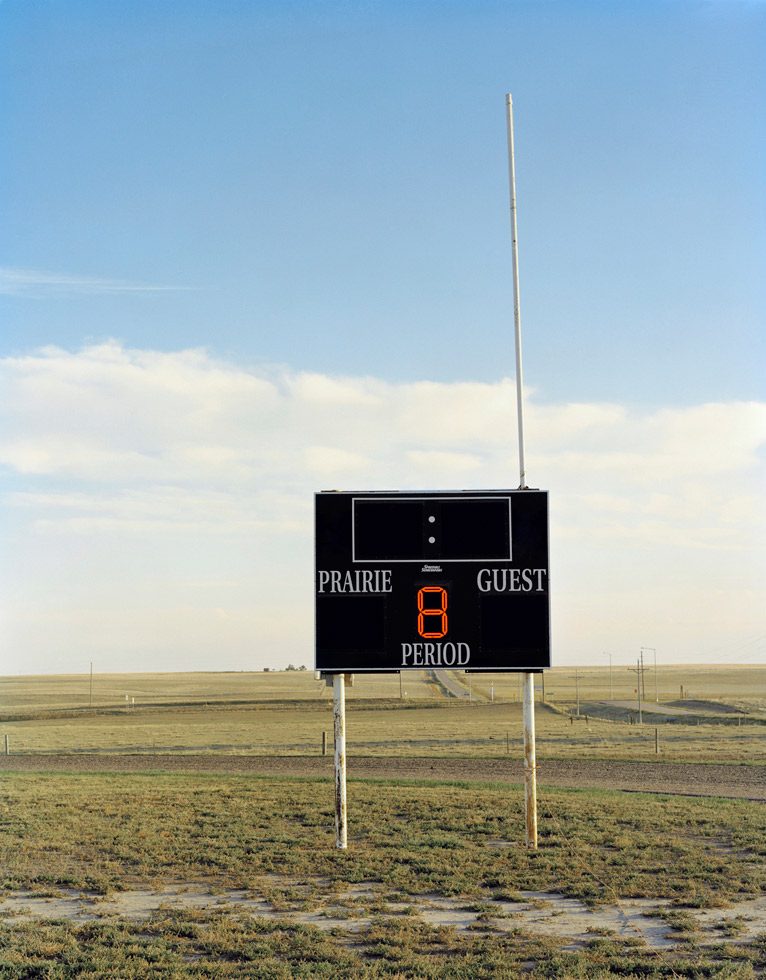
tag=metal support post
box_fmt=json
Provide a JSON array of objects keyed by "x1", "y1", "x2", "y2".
[
  {"x1": 522, "y1": 672, "x2": 538, "y2": 849},
  {"x1": 333, "y1": 673, "x2": 348, "y2": 849},
  {"x1": 505, "y1": 93, "x2": 527, "y2": 489}
]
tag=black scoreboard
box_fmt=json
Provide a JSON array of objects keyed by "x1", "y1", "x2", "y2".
[{"x1": 315, "y1": 490, "x2": 550, "y2": 673}]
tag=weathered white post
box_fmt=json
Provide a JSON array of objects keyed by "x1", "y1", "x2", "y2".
[
  {"x1": 506, "y1": 92, "x2": 539, "y2": 849},
  {"x1": 522, "y1": 673, "x2": 538, "y2": 849},
  {"x1": 333, "y1": 673, "x2": 348, "y2": 849}
]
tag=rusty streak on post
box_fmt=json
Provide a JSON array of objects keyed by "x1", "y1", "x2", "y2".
[
  {"x1": 333, "y1": 673, "x2": 348, "y2": 849},
  {"x1": 522, "y1": 672, "x2": 538, "y2": 849}
]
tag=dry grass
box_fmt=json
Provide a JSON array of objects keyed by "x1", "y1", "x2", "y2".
[
  {"x1": 1, "y1": 771, "x2": 765, "y2": 976},
  {"x1": 2, "y1": 666, "x2": 764, "y2": 765},
  {"x1": 476, "y1": 664, "x2": 766, "y2": 712},
  {"x1": 4, "y1": 700, "x2": 765, "y2": 764},
  {"x1": 4, "y1": 665, "x2": 764, "y2": 714},
  {"x1": 0, "y1": 669, "x2": 440, "y2": 713},
  {"x1": 3, "y1": 771, "x2": 765, "y2": 904}
]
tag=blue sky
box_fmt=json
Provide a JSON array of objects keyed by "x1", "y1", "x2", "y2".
[
  {"x1": 1, "y1": 1, "x2": 764, "y2": 673},
  {"x1": 3, "y1": 0, "x2": 764, "y2": 401}
]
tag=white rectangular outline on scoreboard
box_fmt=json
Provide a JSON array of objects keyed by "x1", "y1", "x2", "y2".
[{"x1": 351, "y1": 495, "x2": 513, "y2": 563}]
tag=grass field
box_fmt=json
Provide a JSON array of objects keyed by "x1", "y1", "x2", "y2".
[
  {"x1": 0, "y1": 670, "x2": 440, "y2": 713},
  {"x1": 4, "y1": 665, "x2": 764, "y2": 714},
  {"x1": 1, "y1": 771, "x2": 765, "y2": 976},
  {"x1": 3, "y1": 662, "x2": 765, "y2": 765},
  {"x1": 473, "y1": 664, "x2": 766, "y2": 711},
  {"x1": 2, "y1": 667, "x2": 766, "y2": 975},
  {"x1": 3, "y1": 700, "x2": 765, "y2": 764}
]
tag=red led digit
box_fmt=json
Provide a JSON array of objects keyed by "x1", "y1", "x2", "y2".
[{"x1": 417, "y1": 586, "x2": 448, "y2": 639}]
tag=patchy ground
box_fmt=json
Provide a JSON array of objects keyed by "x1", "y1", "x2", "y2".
[
  {"x1": 2, "y1": 767, "x2": 765, "y2": 976},
  {"x1": 3, "y1": 879, "x2": 766, "y2": 952},
  {"x1": 2, "y1": 752, "x2": 765, "y2": 800}
]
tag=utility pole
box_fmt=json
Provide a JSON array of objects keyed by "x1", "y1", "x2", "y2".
[
  {"x1": 575, "y1": 668, "x2": 580, "y2": 717},
  {"x1": 604, "y1": 652, "x2": 613, "y2": 699},
  {"x1": 641, "y1": 647, "x2": 658, "y2": 703},
  {"x1": 89, "y1": 661, "x2": 93, "y2": 708},
  {"x1": 628, "y1": 660, "x2": 643, "y2": 724}
]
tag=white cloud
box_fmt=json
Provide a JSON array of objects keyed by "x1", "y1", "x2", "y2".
[
  {"x1": 0, "y1": 268, "x2": 191, "y2": 296},
  {"x1": 304, "y1": 446, "x2": 374, "y2": 476},
  {"x1": 1, "y1": 342, "x2": 764, "y2": 672}
]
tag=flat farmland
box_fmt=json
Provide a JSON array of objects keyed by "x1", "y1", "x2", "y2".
[
  {"x1": 2, "y1": 668, "x2": 765, "y2": 976},
  {"x1": 4, "y1": 664, "x2": 763, "y2": 714},
  {"x1": 472, "y1": 664, "x2": 766, "y2": 713},
  {"x1": 2, "y1": 698, "x2": 764, "y2": 765},
  {"x1": 0, "y1": 669, "x2": 440, "y2": 713}
]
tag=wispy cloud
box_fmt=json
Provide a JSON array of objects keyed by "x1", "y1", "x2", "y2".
[
  {"x1": 0, "y1": 267, "x2": 192, "y2": 297},
  {"x1": 1, "y1": 342, "x2": 764, "y2": 671}
]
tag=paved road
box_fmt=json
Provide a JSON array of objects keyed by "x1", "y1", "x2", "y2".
[
  {"x1": 431, "y1": 669, "x2": 471, "y2": 699},
  {"x1": 2, "y1": 754, "x2": 764, "y2": 802}
]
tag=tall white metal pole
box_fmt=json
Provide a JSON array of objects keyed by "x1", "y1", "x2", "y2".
[
  {"x1": 505, "y1": 93, "x2": 527, "y2": 491},
  {"x1": 507, "y1": 93, "x2": 538, "y2": 850},
  {"x1": 522, "y1": 672, "x2": 538, "y2": 849},
  {"x1": 333, "y1": 673, "x2": 348, "y2": 849}
]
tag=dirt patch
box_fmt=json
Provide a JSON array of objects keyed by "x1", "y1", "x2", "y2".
[
  {"x1": 3, "y1": 881, "x2": 765, "y2": 950},
  {"x1": 669, "y1": 700, "x2": 745, "y2": 715},
  {"x1": 2, "y1": 754, "x2": 764, "y2": 801}
]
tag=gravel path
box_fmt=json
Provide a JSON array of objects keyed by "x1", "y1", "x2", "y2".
[{"x1": 1, "y1": 754, "x2": 764, "y2": 801}]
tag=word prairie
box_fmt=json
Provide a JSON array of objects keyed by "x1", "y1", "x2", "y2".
[{"x1": 317, "y1": 569, "x2": 393, "y2": 593}]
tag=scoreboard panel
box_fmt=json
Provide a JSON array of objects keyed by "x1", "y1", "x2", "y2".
[{"x1": 315, "y1": 489, "x2": 550, "y2": 673}]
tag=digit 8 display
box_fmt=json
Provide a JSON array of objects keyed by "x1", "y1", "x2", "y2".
[{"x1": 417, "y1": 586, "x2": 448, "y2": 639}]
